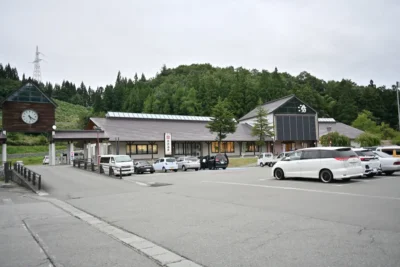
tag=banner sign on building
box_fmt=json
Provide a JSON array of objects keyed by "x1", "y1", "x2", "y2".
[{"x1": 164, "y1": 133, "x2": 172, "y2": 156}]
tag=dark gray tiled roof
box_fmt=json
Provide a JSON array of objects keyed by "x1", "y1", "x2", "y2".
[
  {"x1": 53, "y1": 130, "x2": 109, "y2": 141},
  {"x1": 240, "y1": 95, "x2": 294, "y2": 121},
  {"x1": 90, "y1": 118, "x2": 271, "y2": 142},
  {"x1": 319, "y1": 122, "x2": 364, "y2": 139}
]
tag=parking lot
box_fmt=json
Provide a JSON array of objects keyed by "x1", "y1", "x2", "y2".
[{"x1": 26, "y1": 165, "x2": 400, "y2": 267}]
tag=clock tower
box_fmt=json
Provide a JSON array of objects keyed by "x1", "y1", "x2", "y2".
[{"x1": 1, "y1": 83, "x2": 57, "y2": 133}]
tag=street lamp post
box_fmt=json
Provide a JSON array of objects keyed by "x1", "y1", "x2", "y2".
[
  {"x1": 93, "y1": 126, "x2": 101, "y2": 165},
  {"x1": 396, "y1": 81, "x2": 400, "y2": 131}
]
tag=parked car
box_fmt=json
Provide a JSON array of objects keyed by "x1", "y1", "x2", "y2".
[
  {"x1": 177, "y1": 156, "x2": 200, "y2": 171},
  {"x1": 376, "y1": 146, "x2": 400, "y2": 158},
  {"x1": 352, "y1": 148, "x2": 381, "y2": 177},
  {"x1": 207, "y1": 153, "x2": 229, "y2": 170},
  {"x1": 43, "y1": 156, "x2": 49, "y2": 165},
  {"x1": 272, "y1": 147, "x2": 363, "y2": 183},
  {"x1": 99, "y1": 155, "x2": 134, "y2": 176},
  {"x1": 153, "y1": 157, "x2": 178, "y2": 172},
  {"x1": 134, "y1": 161, "x2": 155, "y2": 174},
  {"x1": 373, "y1": 151, "x2": 400, "y2": 175},
  {"x1": 257, "y1": 152, "x2": 276, "y2": 167}
]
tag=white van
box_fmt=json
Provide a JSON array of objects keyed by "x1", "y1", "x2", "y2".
[
  {"x1": 272, "y1": 147, "x2": 363, "y2": 183},
  {"x1": 376, "y1": 146, "x2": 400, "y2": 158},
  {"x1": 99, "y1": 155, "x2": 134, "y2": 176}
]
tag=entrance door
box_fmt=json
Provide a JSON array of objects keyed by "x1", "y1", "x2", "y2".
[{"x1": 284, "y1": 143, "x2": 294, "y2": 152}]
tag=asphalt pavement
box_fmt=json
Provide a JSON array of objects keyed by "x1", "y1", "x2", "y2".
[{"x1": 7, "y1": 165, "x2": 400, "y2": 266}]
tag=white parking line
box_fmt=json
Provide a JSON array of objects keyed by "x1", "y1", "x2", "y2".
[{"x1": 202, "y1": 181, "x2": 400, "y2": 201}]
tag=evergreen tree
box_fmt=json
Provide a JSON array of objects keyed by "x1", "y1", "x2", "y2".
[
  {"x1": 206, "y1": 98, "x2": 237, "y2": 153},
  {"x1": 251, "y1": 99, "x2": 274, "y2": 151}
]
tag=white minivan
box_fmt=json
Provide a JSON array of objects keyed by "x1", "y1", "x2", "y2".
[
  {"x1": 272, "y1": 147, "x2": 363, "y2": 183},
  {"x1": 99, "y1": 155, "x2": 134, "y2": 176}
]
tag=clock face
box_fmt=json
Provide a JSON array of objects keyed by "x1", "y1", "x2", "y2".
[
  {"x1": 298, "y1": 104, "x2": 307, "y2": 113},
  {"x1": 21, "y1": 109, "x2": 39, "y2": 124}
]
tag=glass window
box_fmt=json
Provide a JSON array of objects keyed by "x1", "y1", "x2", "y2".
[
  {"x1": 211, "y1": 142, "x2": 234, "y2": 153},
  {"x1": 374, "y1": 151, "x2": 391, "y2": 158},
  {"x1": 160, "y1": 159, "x2": 164, "y2": 162},
  {"x1": 175, "y1": 143, "x2": 184, "y2": 155},
  {"x1": 245, "y1": 142, "x2": 259, "y2": 152},
  {"x1": 137, "y1": 145, "x2": 147, "y2": 154},
  {"x1": 100, "y1": 157, "x2": 110, "y2": 163},
  {"x1": 320, "y1": 150, "x2": 334, "y2": 158},
  {"x1": 334, "y1": 149, "x2": 358, "y2": 158},
  {"x1": 166, "y1": 158, "x2": 176, "y2": 162},
  {"x1": 290, "y1": 151, "x2": 302, "y2": 161},
  {"x1": 148, "y1": 144, "x2": 158, "y2": 154},
  {"x1": 301, "y1": 150, "x2": 320, "y2": 159},
  {"x1": 381, "y1": 149, "x2": 394, "y2": 156},
  {"x1": 115, "y1": 155, "x2": 132, "y2": 162}
]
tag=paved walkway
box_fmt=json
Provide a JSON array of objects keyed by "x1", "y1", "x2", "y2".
[{"x1": 0, "y1": 185, "x2": 160, "y2": 267}]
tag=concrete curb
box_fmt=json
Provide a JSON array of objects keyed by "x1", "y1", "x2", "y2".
[{"x1": 33, "y1": 196, "x2": 204, "y2": 267}]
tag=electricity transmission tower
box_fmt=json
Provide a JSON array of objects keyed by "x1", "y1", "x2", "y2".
[{"x1": 32, "y1": 46, "x2": 44, "y2": 82}]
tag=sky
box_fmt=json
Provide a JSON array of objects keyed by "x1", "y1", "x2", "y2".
[{"x1": 1, "y1": 0, "x2": 399, "y2": 89}]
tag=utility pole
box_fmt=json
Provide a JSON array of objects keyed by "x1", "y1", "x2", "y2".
[
  {"x1": 397, "y1": 81, "x2": 400, "y2": 131},
  {"x1": 32, "y1": 46, "x2": 44, "y2": 82}
]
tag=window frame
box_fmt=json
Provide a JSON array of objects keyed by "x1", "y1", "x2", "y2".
[
  {"x1": 126, "y1": 144, "x2": 159, "y2": 155},
  {"x1": 211, "y1": 141, "x2": 235, "y2": 153}
]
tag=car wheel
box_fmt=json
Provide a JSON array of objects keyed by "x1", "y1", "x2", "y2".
[
  {"x1": 342, "y1": 178, "x2": 351, "y2": 182},
  {"x1": 260, "y1": 163, "x2": 264, "y2": 167},
  {"x1": 173, "y1": 169, "x2": 178, "y2": 172},
  {"x1": 150, "y1": 171, "x2": 154, "y2": 174},
  {"x1": 366, "y1": 173, "x2": 375, "y2": 178},
  {"x1": 274, "y1": 168, "x2": 284, "y2": 180},
  {"x1": 384, "y1": 171, "x2": 394, "y2": 176},
  {"x1": 195, "y1": 168, "x2": 199, "y2": 171},
  {"x1": 182, "y1": 165, "x2": 187, "y2": 171},
  {"x1": 162, "y1": 167, "x2": 167, "y2": 173},
  {"x1": 320, "y1": 169, "x2": 333, "y2": 183},
  {"x1": 223, "y1": 167, "x2": 226, "y2": 170}
]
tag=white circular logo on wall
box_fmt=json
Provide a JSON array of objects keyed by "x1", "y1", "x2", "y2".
[{"x1": 298, "y1": 104, "x2": 307, "y2": 113}]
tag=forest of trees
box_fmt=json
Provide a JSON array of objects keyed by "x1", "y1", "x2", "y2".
[{"x1": 0, "y1": 62, "x2": 399, "y2": 131}]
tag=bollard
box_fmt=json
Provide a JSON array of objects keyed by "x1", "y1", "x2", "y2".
[
  {"x1": 119, "y1": 168, "x2": 122, "y2": 179},
  {"x1": 91, "y1": 163, "x2": 95, "y2": 172},
  {"x1": 24, "y1": 168, "x2": 27, "y2": 179},
  {"x1": 38, "y1": 175, "x2": 41, "y2": 190},
  {"x1": 4, "y1": 162, "x2": 9, "y2": 183},
  {"x1": 73, "y1": 160, "x2": 76, "y2": 167},
  {"x1": 32, "y1": 173, "x2": 36, "y2": 186},
  {"x1": 78, "y1": 161, "x2": 81, "y2": 168},
  {"x1": 28, "y1": 170, "x2": 31, "y2": 181},
  {"x1": 109, "y1": 166, "x2": 113, "y2": 176},
  {"x1": 100, "y1": 164, "x2": 104, "y2": 174},
  {"x1": 84, "y1": 161, "x2": 87, "y2": 170}
]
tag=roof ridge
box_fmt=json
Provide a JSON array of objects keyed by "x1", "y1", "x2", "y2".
[{"x1": 261, "y1": 94, "x2": 294, "y2": 107}]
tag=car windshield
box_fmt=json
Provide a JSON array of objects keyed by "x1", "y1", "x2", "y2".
[
  {"x1": 166, "y1": 158, "x2": 176, "y2": 162},
  {"x1": 187, "y1": 157, "x2": 198, "y2": 161},
  {"x1": 374, "y1": 151, "x2": 392, "y2": 158},
  {"x1": 355, "y1": 150, "x2": 375, "y2": 157},
  {"x1": 138, "y1": 161, "x2": 151, "y2": 165},
  {"x1": 115, "y1": 155, "x2": 132, "y2": 162}
]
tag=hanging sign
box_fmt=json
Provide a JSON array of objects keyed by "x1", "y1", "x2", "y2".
[{"x1": 164, "y1": 133, "x2": 172, "y2": 156}]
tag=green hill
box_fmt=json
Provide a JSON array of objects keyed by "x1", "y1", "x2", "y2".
[{"x1": 55, "y1": 99, "x2": 91, "y2": 130}]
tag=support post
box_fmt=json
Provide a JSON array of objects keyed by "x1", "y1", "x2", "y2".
[
  {"x1": 2, "y1": 142, "x2": 7, "y2": 164},
  {"x1": 84, "y1": 141, "x2": 88, "y2": 162},
  {"x1": 48, "y1": 143, "x2": 52, "y2": 165},
  {"x1": 50, "y1": 142, "x2": 56, "y2": 166},
  {"x1": 66, "y1": 141, "x2": 71, "y2": 165},
  {"x1": 69, "y1": 142, "x2": 74, "y2": 164}
]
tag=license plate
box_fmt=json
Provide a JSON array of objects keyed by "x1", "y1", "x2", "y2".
[
  {"x1": 373, "y1": 168, "x2": 377, "y2": 172},
  {"x1": 221, "y1": 161, "x2": 225, "y2": 164},
  {"x1": 146, "y1": 169, "x2": 150, "y2": 171},
  {"x1": 170, "y1": 167, "x2": 174, "y2": 170}
]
